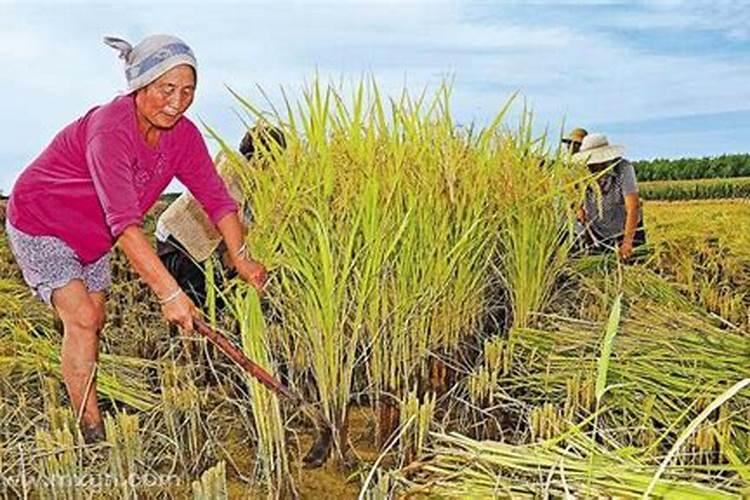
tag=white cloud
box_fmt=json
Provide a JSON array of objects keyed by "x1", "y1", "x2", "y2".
[{"x1": 594, "y1": 1, "x2": 750, "y2": 40}]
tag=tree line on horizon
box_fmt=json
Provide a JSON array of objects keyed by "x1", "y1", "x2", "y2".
[{"x1": 634, "y1": 153, "x2": 750, "y2": 181}]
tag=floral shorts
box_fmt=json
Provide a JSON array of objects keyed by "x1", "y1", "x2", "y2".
[{"x1": 5, "y1": 221, "x2": 111, "y2": 306}]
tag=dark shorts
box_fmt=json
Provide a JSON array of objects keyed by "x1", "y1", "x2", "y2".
[{"x1": 157, "y1": 236, "x2": 280, "y2": 323}]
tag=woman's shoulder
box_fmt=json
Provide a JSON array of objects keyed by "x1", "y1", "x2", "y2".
[
  {"x1": 86, "y1": 94, "x2": 136, "y2": 138},
  {"x1": 172, "y1": 114, "x2": 201, "y2": 138},
  {"x1": 166, "y1": 115, "x2": 207, "y2": 154}
]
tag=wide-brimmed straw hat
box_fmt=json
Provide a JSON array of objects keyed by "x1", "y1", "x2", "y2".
[
  {"x1": 561, "y1": 127, "x2": 588, "y2": 144},
  {"x1": 572, "y1": 133, "x2": 625, "y2": 165}
]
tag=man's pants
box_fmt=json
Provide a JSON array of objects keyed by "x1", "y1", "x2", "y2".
[{"x1": 157, "y1": 236, "x2": 226, "y2": 309}]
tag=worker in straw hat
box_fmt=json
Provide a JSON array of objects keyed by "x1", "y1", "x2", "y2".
[
  {"x1": 4, "y1": 34, "x2": 267, "y2": 443},
  {"x1": 573, "y1": 133, "x2": 646, "y2": 260},
  {"x1": 155, "y1": 125, "x2": 286, "y2": 309},
  {"x1": 561, "y1": 127, "x2": 588, "y2": 154}
]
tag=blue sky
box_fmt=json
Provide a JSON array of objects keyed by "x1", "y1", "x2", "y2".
[{"x1": 1, "y1": 0, "x2": 749, "y2": 192}]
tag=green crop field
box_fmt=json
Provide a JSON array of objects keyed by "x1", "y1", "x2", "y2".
[{"x1": 1, "y1": 83, "x2": 749, "y2": 498}]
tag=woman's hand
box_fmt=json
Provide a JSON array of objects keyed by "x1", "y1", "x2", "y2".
[
  {"x1": 160, "y1": 290, "x2": 198, "y2": 332},
  {"x1": 214, "y1": 213, "x2": 267, "y2": 292},
  {"x1": 235, "y1": 258, "x2": 268, "y2": 293},
  {"x1": 576, "y1": 207, "x2": 586, "y2": 223},
  {"x1": 619, "y1": 238, "x2": 634, "y2": 261},
  {"x1": 117, "y1": 226, "x2": 199, "y2": 331}
]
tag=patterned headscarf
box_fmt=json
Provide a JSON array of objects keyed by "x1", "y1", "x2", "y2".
[{"x1": 103, "y1": 34, "x2": 197, "y2": 93}]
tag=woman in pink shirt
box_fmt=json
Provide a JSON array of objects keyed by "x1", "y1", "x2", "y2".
[{"x1": 5, "y1": 34, "x2": 267, "y2": 442}]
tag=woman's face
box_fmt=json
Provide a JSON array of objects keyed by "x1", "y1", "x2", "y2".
[
  {"x1": 588, "y1": 158, "x2": 615, "y2": 173},
  {"x1": 135, "y1": 64, "x2": 196, "y2": 130}
]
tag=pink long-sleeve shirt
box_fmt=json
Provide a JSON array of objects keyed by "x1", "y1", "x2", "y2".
[{"x1": 7, "y1": 95, "x2": 237, "y2": 264}]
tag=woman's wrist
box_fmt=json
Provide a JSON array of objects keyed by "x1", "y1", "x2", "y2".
[
  {"x1": 159, "y1": 288, "x2": 183, "y2": 305},
  {"x1": 235, "y1": 243, "x2": 248, "y2": 260},
  {"x1": 229, "y1": 243, "x2": 250, "y2": 267},
  {"x1": 155, "y1": 275, "x2": 183, "y2": 304}
]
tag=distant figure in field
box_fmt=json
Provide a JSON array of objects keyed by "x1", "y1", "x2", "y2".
[
  {"x1": 573, "y1": 133, "x2": 646, "y2": 260},
  {"x1": 156, "y1": 125, "x2": 286, "y2": 308},
  {"x1": 561, "y1": 127, "x2": 588, "y2": 154},
  {"x1": 4, "y1": 34, "x2": 267, "y2": 443}
]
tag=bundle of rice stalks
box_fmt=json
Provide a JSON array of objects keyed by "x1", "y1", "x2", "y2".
[
  {"x1": 0, "y1": 277, "x2": 49, "y2": 325},
  {"x1": 403, "y1": 431, "x2": 746, "y2": 498},
  {"x1": 0, "y1": 319, "x2": 159, "y2": 411},
  {"x1": 494, "y1": 265, "x2": 750, "y2": 466}
]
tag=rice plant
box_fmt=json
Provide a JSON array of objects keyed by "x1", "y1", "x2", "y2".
[
  {"x1": 35, "y1": 426, "x2": 82, "y2": 500},
  {"x1": 104, "y1": 411, "x2": 142, "y2": 498},
  {"x1": 192, "y1": 461, "x2": 228, "y2": 500},
  {"x1": 497, "y1": 267, "x2": 750, "y2": 461},
  {"x1": 219, "y1": 78, "x2": 586, "y2": 465},
  {"x1": 398, "y1": 389, "x2": 435, "y2": 463},
  {"x1": 160, "y1": 361, "x2": 208, "y2": 473},
  {"x1": 230, "y1": 285, "x2": 293, "y2": 498},
  {"x1": 0, "y1": 318, "x2": 159, "y2": 411}
]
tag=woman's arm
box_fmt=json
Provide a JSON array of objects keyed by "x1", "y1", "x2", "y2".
[
  {"x1": 619, "y1": 193, "x2": 640, "y2": 259},
  {"x1": 176, "y1": 123, "x2": 238, "y2": 231},
  {"x1": 117, "y1": 225, "x2": 197, "y2": 331},
  {"x1": 174, "y1": 123, "x2": 266, "y2": 290},
  {"x1": 215, "y1": 212, "x2": 267, "y2": 292},
  {"x1": 215, "y1": 212, "x2": 245, "y2": 258}
]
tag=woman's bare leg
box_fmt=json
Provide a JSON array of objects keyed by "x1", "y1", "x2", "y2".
[{"x1": 52, "y1": 280, "x2": 106, "y2": 433}]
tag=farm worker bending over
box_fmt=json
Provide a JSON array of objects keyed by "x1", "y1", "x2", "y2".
[
  {"x1": 573, "y1": 133, "x2": 646, "y2": 260},
  {"x1": 561, "y1": 127, "x2": 588, "y2": 154},
  {"x1": 5, "y1": 34, "x2": 267, "y2": 443},
  {"x1": 155, "y1": 126, "x2": 285, "y2": 309}
]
